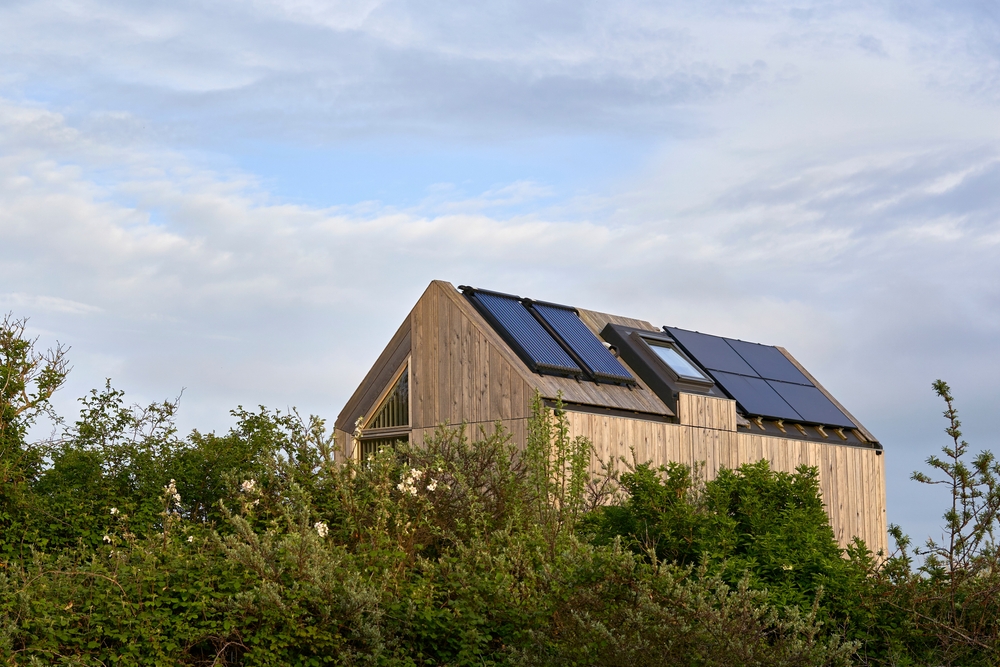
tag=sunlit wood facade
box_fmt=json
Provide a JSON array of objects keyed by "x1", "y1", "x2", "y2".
[{"x1": 335, "y1": 280, "x2": 887, "y2": 553}]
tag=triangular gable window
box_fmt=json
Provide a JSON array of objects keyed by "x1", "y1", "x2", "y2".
[{"x1": 366, "y1": 365, "x2": 409, "y2": 429}]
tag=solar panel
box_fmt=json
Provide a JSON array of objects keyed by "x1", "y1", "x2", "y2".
[
  {"x1": 711, "y1": 372, "x2": 803, "y2": 421},
  {"x1": 665, "y1": 327, "x2": 758, "y2": 376},
  {"x1": 767, "y1": 381, "x2": 855, "y2": 428},
  {"x1": 725, "y1": 339, "x2": 811, "y2": 385},
  {"x1": 531, "y1": 303, "x2": 635, "y2": 384},
  {"x1": 467, "y1": 291, "x2": 583, "y2": 376},
  {"x1": 664, "y1": 325, "x2": 858, "y2": 430}
]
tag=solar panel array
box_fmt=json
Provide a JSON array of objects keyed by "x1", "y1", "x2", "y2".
[
  {"x1": 468, "y1": 291, "x2": 582, "y2": 376},
  {"x1": 532, "y1": 303, "x2": 635, "y2": 384},
  {"x1": 463, "y1": 288, "x2": 635, "y2": 384},
  {"x1": 665, "y1": 327, "x2": 855, "y2": 428},
  {"x1": 464, "y1": 285, "x2": 854, "y2": 423}
]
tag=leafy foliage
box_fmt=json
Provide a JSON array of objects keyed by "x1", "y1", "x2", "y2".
[
  {"x1": 0, "y1": 317, "x2": 997, "y2": 665},
  {"x1": 610, "y1": 461, "x2": 866, "y2": 594}
]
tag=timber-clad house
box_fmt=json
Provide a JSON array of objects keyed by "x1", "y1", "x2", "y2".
[{"x1": 335, "y1": 280, "x2": 887, "y2": 553}]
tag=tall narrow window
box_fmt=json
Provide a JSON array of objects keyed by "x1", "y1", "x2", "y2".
[{"x1": 367, "y1": 365, "x2": 409, "y2": 429}]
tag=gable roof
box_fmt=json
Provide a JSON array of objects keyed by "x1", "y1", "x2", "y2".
[{"x1": 335, "y1": 281, "x2": 877, "y2": 444}]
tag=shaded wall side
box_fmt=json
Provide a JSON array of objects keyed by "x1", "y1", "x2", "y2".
[
  {"x1": 562, "y1": 412, "x2": 888, "y2": 553},
  {"x1": 335, "y1": 322, "x2": 411, "y2": 433}
]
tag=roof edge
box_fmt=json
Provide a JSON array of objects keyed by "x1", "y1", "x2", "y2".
[
  {"x1": 334, "y1": 306, "x2": 414, "y2": 433},
  {"x1": 775, "y1": 346, "x2": 879, "y2": 445}
]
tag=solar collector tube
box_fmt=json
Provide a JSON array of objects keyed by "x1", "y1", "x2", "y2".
[
  {"x1": 531, "y1": 303, "x2": 635, "y2": 384},
  {"x1": 467, "y1": 291, "x2": 583, "y2": 376}
]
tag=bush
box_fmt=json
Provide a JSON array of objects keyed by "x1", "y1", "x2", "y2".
[{"x1": 1, "y1": 315, "x2": 997, "y2": 665}]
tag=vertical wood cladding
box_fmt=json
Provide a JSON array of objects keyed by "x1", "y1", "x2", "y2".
[
  {"x1": 342, "y1": 280, "x2": 888, "y2": 556},
  {"x1": 677, "y1": 393, "x2": 737, "y2": 431},
  {"x1": 410, "y1": 281, "x2": 534, "y2": 430},
  {"x1": 562, "y1": 411, "x2": 888, "y2": 555}
]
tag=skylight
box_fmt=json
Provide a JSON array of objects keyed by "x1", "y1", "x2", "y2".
[{"x1": 648, "y1": 343, "x2": 708, "y2": 381}]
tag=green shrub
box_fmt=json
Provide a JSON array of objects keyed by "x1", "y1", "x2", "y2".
[{"x1": 1, "y1": 315, "x2": 997, "y2": 665}]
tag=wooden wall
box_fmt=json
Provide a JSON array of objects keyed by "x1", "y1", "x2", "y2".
[
  {"x1": 409, "y1": 282, "x2": 536, "y2": 429},
  {"x1": 411, "y1": 418, "x2": 529, "y2": 449},
  {"x1": 677, "y1": 393, "x2": 737, "y2": 431},
  {"x1": 338, "y1": 280, "x2": 888, "y2": 555},
  {"x1": 563, "y1": 410, "x2": 888, "y2": 554}
]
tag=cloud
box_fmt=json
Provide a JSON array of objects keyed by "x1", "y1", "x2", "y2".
[
  {"x1": 3, "y1": 93, "x2": 998, "y2": 418},
  {"x1": 2, "y1": 0, "x2": 1000, "y2": 545},
  {"x1": 7, "y1": 0, "x2": 995, "y2": 144},
  {"x1": 0, "y1": 293, "x2": 103, "y2": 316}
]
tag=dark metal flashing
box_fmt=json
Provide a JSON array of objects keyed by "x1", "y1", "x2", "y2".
[
  {"x1": 600, "y1": 323, "x2": 723, "y2": 413},
  {"x1": 743, "y1": 425, "x2": 882, "y2": 452}
]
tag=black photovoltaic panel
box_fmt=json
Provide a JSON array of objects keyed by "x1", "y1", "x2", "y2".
[
  {"x1": 666, "y1": 327, "x2": 758, "y2": 376},
  {"x1": 767, "y1": 381, "x2": 855, "y2": 428},
  {"x1": 468, "y1": 291, "x2": 583, "y2": 376},
  {"x1": 725, "y1": 339, "x2": 811, "y2": 385},
  {"x1": 711, "y1": 372, "x2": 803, "y2": 421},
  {"x1": 532, "y1": 303, "x2": 635, "y2": 384},
  {"x1": 668, "y1": 325, "x2": 858, "y2": 428}
]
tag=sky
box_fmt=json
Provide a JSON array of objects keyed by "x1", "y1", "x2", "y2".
[{"x1": 2, "y1": 0, "x2": 999, "y2": 546}]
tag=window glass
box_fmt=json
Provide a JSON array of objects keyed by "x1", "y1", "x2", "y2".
[
  {"x1": 648, "y1": 343, "x2": 707, "y2": 380},
  {"x1": 360, "y1": 435, "x2": 408, "y2": 460},
  {"x1": 367, "y1": 366, "x2": 409, "y2": 429}
]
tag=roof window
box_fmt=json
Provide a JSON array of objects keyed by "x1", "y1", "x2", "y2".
[{"x1": 647, "y1": 342, "x2": 709, "y2": 381}]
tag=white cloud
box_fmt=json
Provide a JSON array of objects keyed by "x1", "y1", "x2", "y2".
[
  {"x1": 2, "y1": 0, "x2": 999, "y2": 544},
  {"x1": 7, "y1": 0, "x2": 992, "y2": 143},
  {"x1": 0, "y1": 293, "x2": 103, "y2": 316}
]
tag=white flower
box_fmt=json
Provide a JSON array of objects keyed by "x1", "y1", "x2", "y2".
[
  {"x1": 109, "y1": 507, "x2": 119, "y2": 516},
  {"x1": 164, "y1": 479, "x2": 176, "y2": 494},
  {"x1": 163, "y1": 479, "x2": 181, "y2": 506},
  {"x1": 187, "y1": 535, "x2": 195, "y2": 543},
  {"x1": 427, "y1": 479, "x2": 438, "y2": 492},
  {"x1": 240, "y1": 479, "x2": 256, "y2": 493},
  {"x1": 395, "y1": 468, "x2": 425, "y2": 495},
  {"x1": 314, "y1": 521, "x2": 329, "y2": 538},
  {"x1": 103, "y1": 535, "x2": 112, "y2": 543}
]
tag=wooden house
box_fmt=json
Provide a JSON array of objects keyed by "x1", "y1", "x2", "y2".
[{"x1": 335, "y1": 280, "x2": 887, "y2": 552}]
